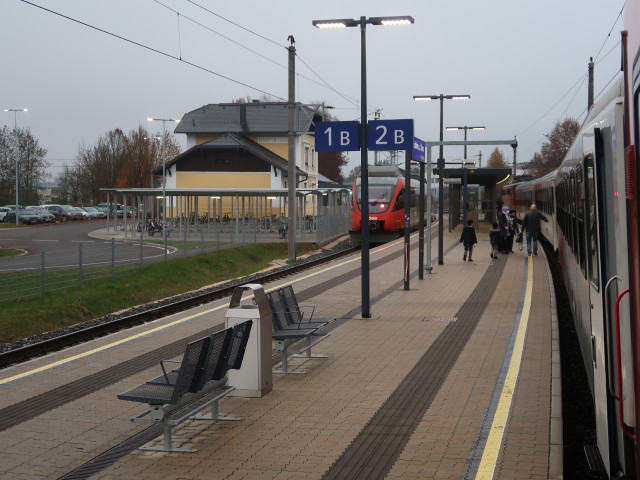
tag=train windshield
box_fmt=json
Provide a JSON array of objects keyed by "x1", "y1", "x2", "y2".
[{"x1": 354, "y1": 177, "x2": 396, "y2": 213}]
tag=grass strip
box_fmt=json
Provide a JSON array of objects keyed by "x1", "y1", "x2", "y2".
[{"x1": 0, "y1": 243, "x2": 315, "y2": 344}]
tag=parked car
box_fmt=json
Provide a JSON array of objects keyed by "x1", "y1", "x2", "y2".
[
  {"x1": 27, "y1": 206, "x2": 56, "y2": 223},
  {"x1": 5, "y1": 208, "x2": 41, "y2": 225},
  {"x1": 72, "y1": 207, "x2": 90, "y2": 221},
  {"x1": 41, "y1": 204, "x2": 83, "y2": 222},
  {"x1": 81, "y1": 206, "x2": 107, "y2": 219},
  {"x1": 0, "y1": 207, "x2": 10, "y2": 222}
]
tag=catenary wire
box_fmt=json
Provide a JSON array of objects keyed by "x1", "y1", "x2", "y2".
[
  {"x1": 593, "y1": 2, "x2": 625, "y2": 62},
  {"x1": 19, "y1": 0, "x2": 286, "y2": 101},
  {"x1": 153, "y1": 0, "x2": 366, "y2": 112},
  {"x1": 178, "y1": 1, "x2": 383, "y2": 116}
]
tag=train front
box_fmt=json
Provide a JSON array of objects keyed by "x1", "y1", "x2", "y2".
[{"x1": 349, "y1": 173, "x2": 404, "y2": 245}]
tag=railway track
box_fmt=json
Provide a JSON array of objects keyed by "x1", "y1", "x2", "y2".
[{"x1": 0, "y1": 246, "x2": 359, "y2": 369}]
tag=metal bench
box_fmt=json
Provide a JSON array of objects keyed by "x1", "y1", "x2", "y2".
[
  {"x1": 279, "y1": 285, "x2": 335, "y2": 329},
  {"x1": 117, "y1": 320, "x2": 252, "y2": 452},
  {"x1": 266, "y1": 287, "x2": 332, "y2": 375}
]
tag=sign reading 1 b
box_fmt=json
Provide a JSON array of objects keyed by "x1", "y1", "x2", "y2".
[
  {"x1": 368, "y1": 119, "x2": 414, "y2": 150},
  {"x1": 314, "y1": 121, "x2": 360, "y2": 152}
]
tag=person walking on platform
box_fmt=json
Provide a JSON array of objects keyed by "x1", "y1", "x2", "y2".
[
  {"x1": 522, "y1": 203, "x2": 548, "y2": 256},
  {"x1": 489, "y1": 221, "x2": 500, "y2": 259},
  {"x1": 506, "y1": 209, "x2": 520, "y2": 253},
  {"x1": 498, "y1": 206, "x2": 511, "y2": 254},
  {"x1": 460, "y1": 218, "x2": 478, "y2": 262}
]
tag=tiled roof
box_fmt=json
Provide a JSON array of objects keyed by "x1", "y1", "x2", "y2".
[{"x1": 175, "y1": 102, "x2": 323, "y2": 135}]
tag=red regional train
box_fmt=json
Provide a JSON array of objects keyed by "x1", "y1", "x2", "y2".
[
  {"x1": 349, "y1": 165, "x2": 425, "y2": 245},
  {"x1": 498, "y1": 5, "x2": 640, "y2": 476}
]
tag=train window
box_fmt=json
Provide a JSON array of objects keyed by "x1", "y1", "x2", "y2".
[
  {"x1": 569, "y1": 172, "x2": 576, "y2": 257},
  {"x1": 584, "y1": 155, "x2": 599, "y2": 288},
  {"x1": 576, "y1": 165, "x2": 587, "y2": 278}
]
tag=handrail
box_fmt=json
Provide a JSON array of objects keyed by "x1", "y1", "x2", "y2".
[
  {"x1": 605, "y1": 275, "x2": 620, "y2": 399},
  {"x1": 615, "y1": 287, "x2": 635, "y2": 440}
]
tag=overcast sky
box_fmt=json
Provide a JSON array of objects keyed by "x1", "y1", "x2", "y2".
[{"x1": 1, "y1": 0, "x2": 626, "y2": 178}]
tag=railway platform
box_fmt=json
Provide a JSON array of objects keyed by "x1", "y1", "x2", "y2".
[{"x1": 0, "y1": 221, "x2": 560, "y2": 480}]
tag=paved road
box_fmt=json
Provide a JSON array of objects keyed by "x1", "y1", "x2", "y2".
[{"x1": 0, "y1": 221, "x2": 170, "y2": 272}]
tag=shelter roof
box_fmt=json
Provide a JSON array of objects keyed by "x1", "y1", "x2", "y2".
[{"x1": 433, "y1": 167, "x2": 512, "y2": 186}]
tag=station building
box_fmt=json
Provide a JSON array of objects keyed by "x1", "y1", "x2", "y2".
[{"x1": 155, "y1": 101, "x2": 328, "y2": 220}]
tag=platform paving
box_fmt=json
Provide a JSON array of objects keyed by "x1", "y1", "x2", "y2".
[{"x1": 0, "y1": 222, "x2": 560, "y2": 480}]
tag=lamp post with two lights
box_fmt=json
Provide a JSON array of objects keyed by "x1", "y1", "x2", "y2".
[
  {"x1": 4, "y1": 108, "x2": 28, "y2": 225},
  {"x1": 147, "y1": 117, "x2": 180, "y2": 258},
  {"x1": 412, "y1": 94, "x2": 470, "y2": 265},
  {"x1": 313, "y1": 15, "x2": 414, "y2": 318},
  {"x1": 446, "y1": 126, "x2": 485, "y2": 224}
]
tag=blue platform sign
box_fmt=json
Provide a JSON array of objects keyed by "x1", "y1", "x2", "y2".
[
  {"x1": 367, "y1": 119, "x2": 414, "y2": 150},
  {"x1": 412, "y1": 137, "x2": 425, "y2": 162},
  {"x1": 314, "y1": 121, "x2": 360, "y2": 152}
]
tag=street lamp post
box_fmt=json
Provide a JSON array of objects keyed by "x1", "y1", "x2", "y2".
[
  {"x1": 445, "y1": 126, "x2": 485, "y2": 160},
  {"x1": 313, "y1": 15, "x2": 413, "y2": 318},
  {"x1": 147, "y1": 117, "x2": 180, "y2": 259},
  {"x1": 412, "y1": 95, "x2": 470, "y2": 265},
  {"x1": 446, "y1": 126, "x2": 485, "y2": 223},
  {"x1": 4, "y1": 108, "x2": 28, "y2": 225}
]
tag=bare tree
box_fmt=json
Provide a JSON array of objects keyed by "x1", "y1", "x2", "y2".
[
  {"x1": 123, "y1": 126, "x2": 159, "y2": 189},
  {"x1": 529, "y1": 118, "x2": 579, "y2": 178},
  {"x1": 343, "y1": 164, "x2": 361, "y2": 184},
  {"x1": 318, "y1": 151, "x2": 348, "y2": 184},
  {"x1": 0, "y1": 126, "x2": 49, "y2": 205},
  {"x1": 53, "y1": 164, "x2": 83, "y2": 204},
  {"x1": 0, "y1": 126, "x2": 14, "y2": 204}
]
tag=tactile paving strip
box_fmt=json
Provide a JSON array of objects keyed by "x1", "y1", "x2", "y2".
[{"x1": 320, "y1": 259, "x2": 506, "y2": 480}]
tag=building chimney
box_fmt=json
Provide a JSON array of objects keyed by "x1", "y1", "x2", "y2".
[{"x1": 239, "y1": 103, "x2": 248, "y2": 130}]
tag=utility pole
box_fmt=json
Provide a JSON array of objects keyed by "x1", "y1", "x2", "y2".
[
  {"x1": 374, "y1": 110, "x2": 381, "y2": 165},
  {"x1": 287, "y1": 36, "x2": 297, "y2": 261},
  {"x1": 588, "y1": 57, "x2": 594, "y2": 111}
]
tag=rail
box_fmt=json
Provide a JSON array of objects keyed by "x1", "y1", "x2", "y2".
[{"x1": 0, "y1": 246, "x2": 358, "y2": 368}]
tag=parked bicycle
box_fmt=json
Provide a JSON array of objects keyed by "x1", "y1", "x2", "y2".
[
  {"x1": 278, "y1": 218, "x2": 288, "y2": 239},
  {"x1": 147, "y1": 220, "x2": 170, "y2": 237}
]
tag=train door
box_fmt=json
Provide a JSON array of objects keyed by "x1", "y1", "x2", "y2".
[
  {"x1": 583, "y1": 144, "x2": 611, "y2": 473},
  {"x1": 594, "y1": 121, "x2": 635, "y2": 476}
]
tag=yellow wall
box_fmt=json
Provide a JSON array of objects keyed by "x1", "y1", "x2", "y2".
[
  {"x1": 177, "y1": 172, "x2": 271, "y2": 188},
  {"x1": 195, "y1": 135, "x2": 217, "y2": 144},
  {"x1": 246, "y1": 135, "x2": 289, "y2": 158}
]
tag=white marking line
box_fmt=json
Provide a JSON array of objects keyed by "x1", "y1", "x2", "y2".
[
  {"x1": 474, "y1": 255, "x2": 534, "y2": 479},
  {"x1": 0, "y1": 237, "x2": 403, "y2": 385}
]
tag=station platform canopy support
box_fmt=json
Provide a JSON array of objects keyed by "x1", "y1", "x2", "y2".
[{"x1": 425, "y1": 139, "x2": 517, "y2": 267}]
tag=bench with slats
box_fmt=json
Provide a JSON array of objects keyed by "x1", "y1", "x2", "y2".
[
  {"x1": 117, "y1": 320, "x2": 252, "y2": 452},
  {"x1": 266, "y1": 287, "x2": 331, "y2": 374}
]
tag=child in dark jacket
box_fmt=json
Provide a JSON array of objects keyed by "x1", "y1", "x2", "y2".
[
  {"x1": 459, "y1": 219, "x2": 478, "y2": 262},
  {"x1": 489, "y1": 222, "x2": 500, "y2": 259}
]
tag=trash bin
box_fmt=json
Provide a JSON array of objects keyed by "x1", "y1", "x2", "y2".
[{"x1": 225, "y1": 283, "x2": 272, "y2": 397}]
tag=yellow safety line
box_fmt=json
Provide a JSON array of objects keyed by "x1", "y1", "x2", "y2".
[
  {"x1": 0, "y1": 237, "x2": 405, "y2": 385},
  {"x1": 475, "y1": 255, "x2": 534, "y2": 479}
]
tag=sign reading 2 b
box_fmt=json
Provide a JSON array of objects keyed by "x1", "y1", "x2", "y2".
[
  {"x1": 367, "y1": 119, "x2": 414, "y2": 151},
  {"x1": 314, "y1": 121, "x2": 360, "y2": 152}
]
